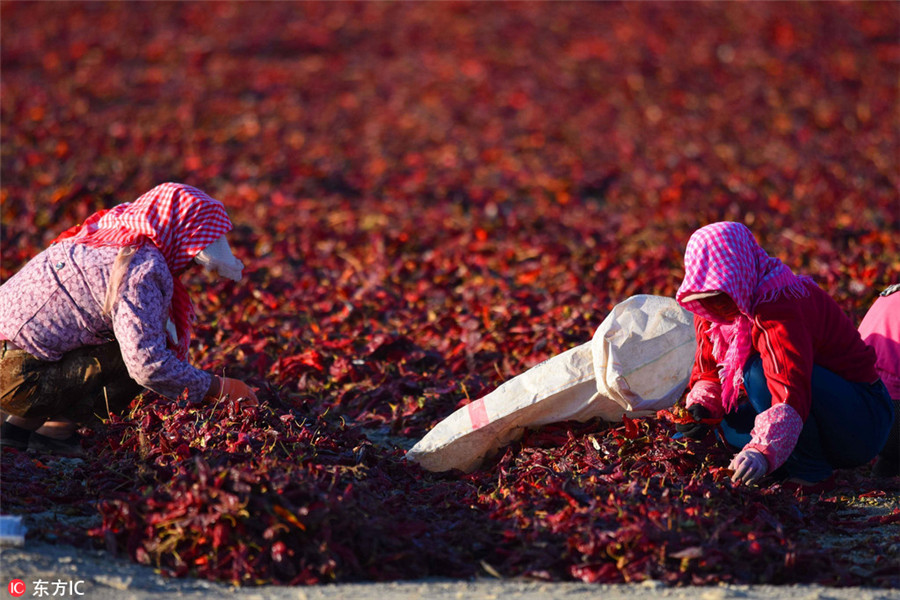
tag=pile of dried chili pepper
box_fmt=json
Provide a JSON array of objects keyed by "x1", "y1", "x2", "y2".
[{"x1": 3, "y1": 395, "x2": 897, "y2": 587}]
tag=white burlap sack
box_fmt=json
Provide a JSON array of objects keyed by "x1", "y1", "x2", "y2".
[
  {"x1": 407, "y1": 341, "x2": 598, "y2": 473},
  {"x1": 589, "y1": 294, "x2": 697, "y2": 418},
  {"x1": 406, "y1": 295, "x2": 695, "y2": 473}
]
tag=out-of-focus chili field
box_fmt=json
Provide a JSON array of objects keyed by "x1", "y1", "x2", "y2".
[{"x1": 1, "y1": 1, "x2": 898, "y2": 588}]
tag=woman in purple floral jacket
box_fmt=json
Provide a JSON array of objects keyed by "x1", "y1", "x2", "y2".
[{"x1": 0, "y1": 183, "x2": 258, "y2": 456}]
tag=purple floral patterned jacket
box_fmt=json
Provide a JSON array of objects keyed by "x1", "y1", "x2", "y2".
[{"x1": 0, "y1": 240, "x2": 212, "y2": 403}]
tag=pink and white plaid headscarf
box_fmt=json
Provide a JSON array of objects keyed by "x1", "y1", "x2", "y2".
[
  {"x1": 53, "y1": 183, "x2": 233, "y2": 359},
  {"x1": 676, "y1": 222, "x2": 812, "y2": 412}
]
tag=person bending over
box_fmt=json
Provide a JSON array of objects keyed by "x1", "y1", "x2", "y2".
[{"x1": 0, "y1": 183, "x2": 258, "y2": 456}]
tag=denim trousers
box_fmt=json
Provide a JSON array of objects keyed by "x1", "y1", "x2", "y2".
[{"x1": 720, "y1": 354, "x2": 894, "y2": 481}]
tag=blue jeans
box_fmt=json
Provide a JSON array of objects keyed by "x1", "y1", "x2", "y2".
[{"x1": 720, "y1": 354, "x2": 894, "y2": 482}]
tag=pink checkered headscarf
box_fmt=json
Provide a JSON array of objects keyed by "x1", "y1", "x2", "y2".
[
  {"x1": 53, "y1": 183, "x2": 233, "y2": 359},
  {"x1": 676, "y1": 222, "x2": 812, "y2": 412}
]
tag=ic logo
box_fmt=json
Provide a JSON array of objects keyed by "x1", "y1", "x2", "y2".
[{"x1": 8, "y1": 579, "x2": 26, "y2": 597}]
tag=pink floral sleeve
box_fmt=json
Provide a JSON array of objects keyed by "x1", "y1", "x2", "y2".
[{"x1": 744, "y1": 403, "x2": 804, "y2": 472}]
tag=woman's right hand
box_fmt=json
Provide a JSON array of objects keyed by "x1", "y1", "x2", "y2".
[{"x1": 206, "y1": 376, "x2": 259, "y2": 405}]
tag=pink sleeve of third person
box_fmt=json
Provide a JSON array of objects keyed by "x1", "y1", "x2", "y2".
[{"x1": 858, "y1": 291, "x2": 900, "y2": 399}]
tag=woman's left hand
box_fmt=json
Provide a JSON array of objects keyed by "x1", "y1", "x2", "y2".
[{"x1": 729, "y1": 449, "x2": 768, "y2": 484}]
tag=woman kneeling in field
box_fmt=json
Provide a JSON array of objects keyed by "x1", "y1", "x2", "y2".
[{"x1": 674, "y1": 222, "x2": 893, "y2": 490}]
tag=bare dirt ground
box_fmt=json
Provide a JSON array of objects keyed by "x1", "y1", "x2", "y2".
[{"x1": 1, "y1": 539, "x2": 899, "y2": 600}]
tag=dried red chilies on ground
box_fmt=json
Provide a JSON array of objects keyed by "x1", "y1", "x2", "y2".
[{"x1": 2, "y1": 0, "x2": 898, "y2": 589}]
